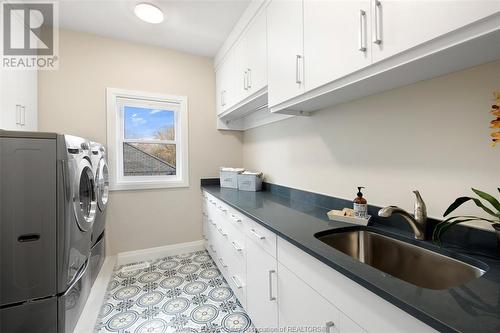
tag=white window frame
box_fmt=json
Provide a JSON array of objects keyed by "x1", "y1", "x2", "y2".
[{"x1": 106, "y1": 88, "x2": 189, "y2": 190}]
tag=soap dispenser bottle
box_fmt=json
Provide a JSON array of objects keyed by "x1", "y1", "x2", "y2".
[{"x1": 353, "y1": 187, "x2": 368, "y2": 218}]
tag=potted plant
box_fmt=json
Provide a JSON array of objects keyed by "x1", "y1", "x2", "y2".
[{"x1": 433, "y1": 188, "x2": 500, "y2": 245}]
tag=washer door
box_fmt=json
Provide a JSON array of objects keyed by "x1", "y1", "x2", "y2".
[
  {"x1": 73, "y1": 158, "x2": 97, "y2": 231},
  {"x1": 96, "y1": 158, "x2": 109, "y2": 211}
]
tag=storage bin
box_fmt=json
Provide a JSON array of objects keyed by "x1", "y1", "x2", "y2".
[
  {"x1": 237, "y1": 172, "x2": 263, "y2": 191},
  {"x1": 220, "y1": 167, "x2": 244, "y2": 189}
]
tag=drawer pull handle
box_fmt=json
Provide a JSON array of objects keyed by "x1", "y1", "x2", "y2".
[
  {"x1": 209, "y1": 219, "x2": 216, "y2": 226},
  {"x1": 218, "y1": 206, "x2": 227, "y2": 213},
  {"x1": 269, "y1": 270, "x2": 276, "y2": 301},
  {"x1": 231, "y1": 241, "x2": 243, "y2": 252},
  {"x1": 231, "y1": 214, "x2": 242, "y2": 223},
  {"x1": 218, "y1": 257, "x2": 227, "y2": 268},
  {"x1": 210, "y1": 245, "x2": 217, "y2": 253},
  {"x1": 231, "y1": 275, "x2": 242, "y2": 289},
  {"x1": 325, "y1": 321, "x2": 335, "y2": 333},
  {"x1": 218, "y1": 228, "x2": 227, "y2": 237},
  {"x1": 250, "y1": 228, "x2": 265, "y2": 240}
]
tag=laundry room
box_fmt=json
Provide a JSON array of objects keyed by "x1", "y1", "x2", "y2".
[{"x1": 1, "y1": 1, "x2": 500, "y2": 333}]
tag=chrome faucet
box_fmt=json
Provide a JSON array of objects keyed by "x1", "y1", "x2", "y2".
[{"x1": 378, "y1": 191, "x2": 428, "y2": 240}]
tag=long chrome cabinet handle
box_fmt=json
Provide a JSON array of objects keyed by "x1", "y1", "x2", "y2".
[
  {"x1": 231, "y1": 241, "x2": 243, "y2": 252},
  {"x1": 21, "y1": 106, "x2": 26, "y2": 125},
  {"x1": 295, "y1": 55, "x2": 302, "y2": 84},
  {"x1": 230, "y1": 214, "x2": 242, "y2": 223},
  {"x1": 217, "y1": 227, "x2": 227, "y2": 237},
  {"x1": 325, "y1": 321, "x2": 335, "y2": 333},
  {"x1": 358, "y1": 10, "x2": 367, "y2": 52},
  {"x1": 243, "y1": 71, "x2": 248, "y2": 90},
  {"x1": 15, "y1": 104, "x2": 21, "y2": 125},
  {"x1": 218, "y1": 257, "x2": 227, "y2": 268},
  {"x1": 250, "y1": 228, "x2": 265, "y2": 240},
  {"x1": 269, "y1": 270, "x2": 276, "y2": 301},
  {"x1": 374, "y1": 0, "x2": 382, "y2": 45},
  {"x1": 231, "y1": 275, "x2": 242, "y2": 289},
  {"x1": 247, "y1": 68, "x2": 252, "y2": 89}
]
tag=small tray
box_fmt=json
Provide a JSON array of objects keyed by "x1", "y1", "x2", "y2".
[{"x1": 327, "y1": 212, "x2": 371, "y2": 226}]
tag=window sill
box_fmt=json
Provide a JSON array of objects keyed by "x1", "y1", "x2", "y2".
[{"x1": 110, "y1": 180, "x2": 189, "y2": 191}]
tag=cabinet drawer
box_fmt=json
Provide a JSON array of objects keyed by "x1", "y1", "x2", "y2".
[
  {"x1": 244, "y1": 217, "x2": 277, "y2": 258},
  {"x1": 226, "y1": 268, "x2": 246, "y2": 308}
]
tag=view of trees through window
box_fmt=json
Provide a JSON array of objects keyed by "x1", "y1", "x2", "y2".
[{"x1": 122, "y1": 106, "x2": 177, "y2": 176}]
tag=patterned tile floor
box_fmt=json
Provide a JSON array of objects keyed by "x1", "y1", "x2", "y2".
[{"x1": 95, "y1": 250, "x2": 252, "y2": 333}]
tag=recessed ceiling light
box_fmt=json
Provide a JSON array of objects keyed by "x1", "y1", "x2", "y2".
[{"x1": 134, "y1": 3, "x2": 164, "y2": 24}]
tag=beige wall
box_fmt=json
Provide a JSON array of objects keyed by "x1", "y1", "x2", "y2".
[
  {"x1": 243, "y1": 60, "x2": 500, "y2": 226},
  {"x1": 38, "y1": 29, "x2": 243, "y2": 254}
]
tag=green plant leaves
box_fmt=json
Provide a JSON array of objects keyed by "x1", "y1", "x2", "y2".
[
  {"x1": 443, "y1": 195, "x2": 500, "y2": 218},
  {"x1": 432, "y1": 216, "x2": 496, "y2": 245},
  {"x1": 472, "y1": 188, "x2": 500, "y2": 213},
  {"x1": 436, "y1": 188, "x2": 500, "y2": 245},
  {"x1": 443, "y1": 197, "x2": 473, "y2": 216}
]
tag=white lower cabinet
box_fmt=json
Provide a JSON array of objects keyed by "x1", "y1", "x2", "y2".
[
  {"x1": 201, "y1": 191, "x2": 434, "y2": 333},
  {"x1": 245, "y1": 234, "x2": 278, "y2": 331},
  {"x1": 278, "y1": 263, "x2": 365, "y2": 333}
]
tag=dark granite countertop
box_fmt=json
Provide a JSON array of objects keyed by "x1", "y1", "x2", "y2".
[{"x1": 201, "y1": 181, "x2": 500, "y2": 333}]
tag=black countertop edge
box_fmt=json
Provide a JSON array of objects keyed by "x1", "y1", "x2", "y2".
[{"x1": 200, "y1": 179, "x2": 500, "y2": 333}]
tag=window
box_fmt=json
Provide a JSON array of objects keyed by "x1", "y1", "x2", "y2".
[{"x1": 106, "y1": 88, "x2": 189, "y2": 190}]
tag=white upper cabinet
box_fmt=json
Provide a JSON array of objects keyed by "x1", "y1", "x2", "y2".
[
  {"x1": 0, "y1": 14, "x2": 38, "y2": 131},
  {"x1": 304, "y1": 0, "x2": 372, "y2": 91},
  {"x1": 267, "y1": 0, "x2": 304, "y2": 107},
  {"x1": 243, "y1": 10, "x2": 268, "y2": 96},
  {"x1": 371, "y1": 0, "x2": 500, "y2": 63},
  {"x1": 0, "y1": 69, "x2": 38, "y2": 131},
  {"x1": 215, "y1": 50, "x2": 236, "y2": 115}
]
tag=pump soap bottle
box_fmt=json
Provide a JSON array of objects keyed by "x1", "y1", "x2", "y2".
[{"x1": 353, "y1": 187, "x2": 368, "y2": 218}]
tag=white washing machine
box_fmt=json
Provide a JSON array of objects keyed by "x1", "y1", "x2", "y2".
[{"x1": 90, "y1": 141, "x2": 109, "y2": 285}]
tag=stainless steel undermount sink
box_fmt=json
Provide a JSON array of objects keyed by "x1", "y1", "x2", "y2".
[{"x1": 315, "y1": 228, "x2": 486, "y2": 290}]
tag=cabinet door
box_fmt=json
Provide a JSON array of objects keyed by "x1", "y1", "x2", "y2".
[
  {"x1": 215, "y1": 51, "x2": 237, "y2": 114},
  {"x1": 18, "y1": 69, "x2": 38, "y2": 131},
  {"x1": 234, "y1": 37, "x2": 249, "y2": 103},
  {"x1": 278, "y1": 263, "x2": 340, "y2": 333},
  {"x1": 278, "y1": 263, "x2": 366, "y2": 333},
  {"x1": 267, "y1": 0, "x2": 304, "y2": 107},
  {"x1": 372, "y1": 0, "x2": 500, "y2": 63},
  {"x1": 0, "y1": 69, "x2": 20, "y2": 130},
  {"x1": 246, "y1": 237, "x2": 278, "y2": 331},
  {"x1": 245, "y1": 9, "x2": 267, "y2": 95},
  {"x1": 304, "y1": 0, "x2": 372, "y2": 91}
]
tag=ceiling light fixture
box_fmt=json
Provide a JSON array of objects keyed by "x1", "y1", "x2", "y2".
[{"x1": 134, "y1": 3, "x2": 164, "y2": 24}]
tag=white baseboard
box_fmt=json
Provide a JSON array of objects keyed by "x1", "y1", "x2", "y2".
[{"x1": 116, "y1": 240, "x2": 205, "y2": 265}]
